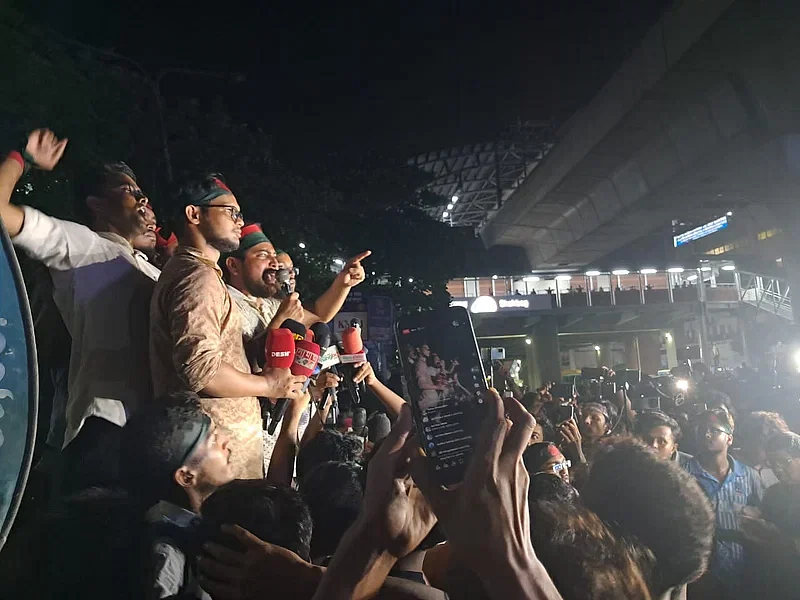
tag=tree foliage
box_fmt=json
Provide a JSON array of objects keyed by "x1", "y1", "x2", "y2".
[{"x1": 0, "y1": 15, "x2": 470, "y2": 313}]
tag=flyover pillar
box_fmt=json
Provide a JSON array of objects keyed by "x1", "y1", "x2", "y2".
[{"x1": 527, "y1": 316, "x2": 561, "y2": 388}]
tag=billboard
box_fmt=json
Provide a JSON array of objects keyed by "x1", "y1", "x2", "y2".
[{"x1": 673, "y1": 216, "x2": 728, "y2": 247}]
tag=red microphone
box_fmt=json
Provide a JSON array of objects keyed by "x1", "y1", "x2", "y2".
[
  {"x1": 340, "y1": 326, "x2": 367, "y2": 364},
  {"x1": 267, "y1": 336, "x2": 320, "y2": 435},
  {"x1": 265, "y1": 328, "x2": 296, "y2": 369}
]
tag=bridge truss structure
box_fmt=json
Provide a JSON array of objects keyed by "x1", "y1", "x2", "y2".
[{"x1": 407, "y1": 120, "x2": 556, "y2": 229}]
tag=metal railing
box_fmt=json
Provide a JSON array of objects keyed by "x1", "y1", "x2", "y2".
[{"x1": 737, "y1": 271, "x2": 793, "y2": 321}]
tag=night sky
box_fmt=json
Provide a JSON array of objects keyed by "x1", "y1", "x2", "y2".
[{"x1": 24, "y1": 0, "x2": 671, "y2": 161}]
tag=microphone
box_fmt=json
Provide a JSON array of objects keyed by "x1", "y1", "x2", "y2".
[
  {"x1": 339, "y1": 326, "x2": 367, "y2": 405},
  {"x1": 267, "y1": 337, "x2": 320, "y2": 434},
  {"x1": 276, "y1": 268, "x2": 293, "y2": 297},
  {"x1": 339, "y1": 326, "x2": 367, "y2": 364},
  {"x1": 266, "y1": 320, "x2": 306, "y2": 435},
  {"x1": 310, "y1": 322, "x2": 339, "y2": 416}
]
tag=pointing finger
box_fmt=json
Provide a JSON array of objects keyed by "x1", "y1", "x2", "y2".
[{"x1": 346, "y1": 250, "x2": 371, "y2": 265}]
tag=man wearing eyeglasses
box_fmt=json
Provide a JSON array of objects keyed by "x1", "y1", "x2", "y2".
[
  {"x1": 0, "y1": 129, "x2": 163, "y2": 492},
  {"x1": 150, "y1": 174, "x2": 307, "y2": 480},
  {"x1": 683, "y1": 409, "x2": 764, "y2": 598}
]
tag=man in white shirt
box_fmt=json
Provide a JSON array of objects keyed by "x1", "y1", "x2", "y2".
[{"x1": 0, "y1": 129, "x2": 160, "y2": 492}]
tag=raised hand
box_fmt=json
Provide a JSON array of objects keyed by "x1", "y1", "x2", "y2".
[
  {"x1": 362, "y1": 405, "x2": 438, "y2": 558},
  {"x1": 25, "y1": 129, "x2": 68, "y2": 171},
  {"x1": 353, "y1": 360, "x2": 378, "y2": 386},
  {"x1": 337, "y1": 250, "x2": 371, "y2": 288},
  {"x1": 271, "y1": 292, "x2": 304, "y2": 326}
]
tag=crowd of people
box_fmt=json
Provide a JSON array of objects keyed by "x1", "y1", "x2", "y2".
[{"x1": 1, "y1": 129, "x2": 799, "y2": 599}]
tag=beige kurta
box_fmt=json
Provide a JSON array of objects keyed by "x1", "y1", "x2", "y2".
[{"x1": 150, "y1": 246, "x2": 263, "y2": 479}]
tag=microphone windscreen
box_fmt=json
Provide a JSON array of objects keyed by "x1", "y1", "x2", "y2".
[
  {"x1": 341, "y1": 326, "x2": 363, "y2": 354},
  {"x1": 265, "y1": 329, "x2": 295, "y2": 369},
  {"x1": 277, "y1": 268, "x2": 292, "y2": 286},
  {"x1": 292, "y1": 340, "x2": 321, "y2": 377},
  {"x1": 280, "y1": 319, "x2": 306, "y2": 341},
  {"x1": 310, "y1": 322, "x2": 333, "y2": 351}
]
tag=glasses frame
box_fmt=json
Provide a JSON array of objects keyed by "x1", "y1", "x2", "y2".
[{"x1": 195, "y1": 204, "x2": 244, "y2": 223}]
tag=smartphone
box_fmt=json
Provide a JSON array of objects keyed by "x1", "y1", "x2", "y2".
[
  {"x1": 395, "y1": 306, "x2": 488, "y2": 486},
  {"x1": 552, "y1": 403, "x2": 574, "y2": 425},
  {"x1": 550, "y1": 383, "x2": 574, "y2": 401}
]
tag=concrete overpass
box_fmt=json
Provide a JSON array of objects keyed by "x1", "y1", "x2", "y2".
[{"x1": 480, "y1": 0, "x2": 800, "y2": 271}]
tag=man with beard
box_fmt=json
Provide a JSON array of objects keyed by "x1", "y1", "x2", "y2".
[
  {"x1": 683, "y1": 409, "x2": 764, "y2": 598},
  {"x1": 150, "y1": 174, "x2": 306, "y2": 479},
  {"x1": 0, "y1": 129, "x2": 161, "y2": 491},
  {"x1": 222, "y1": 223, "x2": 370, "y2": 342}
]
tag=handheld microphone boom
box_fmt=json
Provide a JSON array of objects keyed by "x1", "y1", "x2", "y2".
[
  {"x1": 276, "y1": 268, "x2": 293, "y2": 297},
  {"x1": 339, "y1": 325, "x2": 367, "y2": 404},
  {"x1": 310, "y1": 322, "x2": 340, "y2": 418},
  {"x1": 266, "y1": 320, "x2": 306, "y2": 434}
]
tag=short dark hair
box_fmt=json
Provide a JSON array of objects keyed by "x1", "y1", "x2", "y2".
[
  {"x1": 522, "y1": 442, "x2": 560, "y2": 474},
  {"x1": 581, "y1": 438, "x2": 715, "y2": 596},
  {"x1": 766, "y1": 430, "x2": 800, "y2": 457},
  {"x1": 201, "y1": 480, "x2": 313, "y2": 561},
  {"x1": 119, "y1": 391, "x2": 207, "y2": 506},
  {"x1": 299, "y1": 461, "x2": 364, "y2": 559},
  {"x1": 529, "y1": 501, "x2": 652, "y2": 600},
  {"x1": 635, "y1": 410, "x2": 682, "y2": 443},
  {"x1": 72, "y1": 161, "x2": 137, "y2": 225},
  {"x1": 528, "y1": 472, "x2": 578, "y2": 505},
  {"x1": 297, "y1": 429, "x2": 363, "y2": 479},
  {"x1": 736, "y1": 411, "x2": 788, "y2": 452},
  {"x1": 761, "y1": 482, "x2": 800, "y2": 537}
]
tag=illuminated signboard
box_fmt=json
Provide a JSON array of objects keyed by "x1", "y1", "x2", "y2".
[{"x1": 673, "y1": 216, "x2": 728, "y2": 247}]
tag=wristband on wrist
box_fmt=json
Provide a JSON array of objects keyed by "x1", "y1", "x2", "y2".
[
  {"x1": 7, "y1": 151, "x2": 25, "y2": 172},
  {"x1": 20, "y1": 148, "x2": 36, "y2": 170}
]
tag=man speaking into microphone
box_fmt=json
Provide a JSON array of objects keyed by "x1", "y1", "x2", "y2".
[{"x1": 221, "y1": 222, "x2": 370, "y2": 355}]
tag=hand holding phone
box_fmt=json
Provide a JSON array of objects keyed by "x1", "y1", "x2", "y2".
[{"x1": 395, "y1": 306, "x2": 487, "y2": 486}]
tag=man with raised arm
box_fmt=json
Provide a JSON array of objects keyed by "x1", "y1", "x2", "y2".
[{"x1": 0, "y1": 129, "x2": 161, "y2": 491}]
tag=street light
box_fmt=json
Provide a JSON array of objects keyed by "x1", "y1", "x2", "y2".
[{"x1": 298, "y1": 242, "x2": 306, "y2": 249}]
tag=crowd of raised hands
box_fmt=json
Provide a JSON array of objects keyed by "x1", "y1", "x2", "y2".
[{"x1": 198, "y1": 389, "x2": 563, "y2": 600}]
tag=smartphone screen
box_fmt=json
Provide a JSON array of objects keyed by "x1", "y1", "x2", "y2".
[{"x1": 396, "y1": 306, "x2": 487, "y2": 486}]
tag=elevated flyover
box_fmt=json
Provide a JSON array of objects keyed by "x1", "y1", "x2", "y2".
[{"x1": 480, "y1": 0, "x2": 800, "y2": 272}]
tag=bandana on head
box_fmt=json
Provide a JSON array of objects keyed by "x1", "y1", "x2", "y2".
[
  {"x1": 581, "y1": 402, "x2": 609, "y2": 422},
  {"x1": 155, "y1": 227, "x2": 177, "y2": 248},
  {"x1": 702, "y1": 411, "x2": 733, "y2": 435},
  {"x1": 191, "y1": 176, "x2": 233, "y2": 206},
  {"x1": 222, "y1": 223, "x2": 272, "y2": 261}
]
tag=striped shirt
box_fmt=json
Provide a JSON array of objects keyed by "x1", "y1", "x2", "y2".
[{"x1": 684, "y1": 456, "x2": 764, "y2": 588}]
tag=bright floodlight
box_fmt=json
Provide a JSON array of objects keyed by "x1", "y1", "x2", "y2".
[
  {"x1": 726, "y1": 211, "x2": 733, "y2": 216},
  {"x1": 721, "y1": 264, "x2": 736, "y2": 271},
  {"x1": 442, "y1": 211, "x2": 449, "y2": 218},
  {"x1": 451, "y1": 195, "x2": 459, "y2": 203},
  {"x1": 612, "y1": 269, "x2": 630, "y2": 275},
  {"x1": 667, "y1": 267, "x2": 685, "y2": 273},
  {"x1": 594, "y1": 345, "x2": 601, "y2": 352},
  {"x1": 523, "y1": 276, "x2": 540, "y2": 282},
  {"x1": 665, "y1": 332, "x2": 673, "y2": 342},
  {"x1": 408, "y1": 277, "x2": 414, "y2": 283},
  {"x1": 333, "y1": 258, "x2": 345, "y2": 266},
  {"x1": 555, "y1": 275, "x2": 571, "y2": 281},
  {"x1": 447, "y1": 203, "x2": 454, "y2": 210},
  {"x1": 640, "y1": 268, "x2": 657, "y2": 274},
  {"x1": 492, "y1": 274, "x2": 498, "y2": 280},
  {"x1": 298, "y1": 242, "x2": 306, "y2": 249},
  {"x1": 525, "y1": 338, "x2": 532, "y2": 345},
  {"x1": 686, "y1": 274, "x2": 698, "y2": 281},
  {"x1": 700, "y1": 266, "x2": 712, "y2": 272},
  {"x1": 675, "y1": 379, "x2": 689, "y2": 392},
  {"x1": 585, "y1": 270, "x2": 601, "y2": 276}
]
